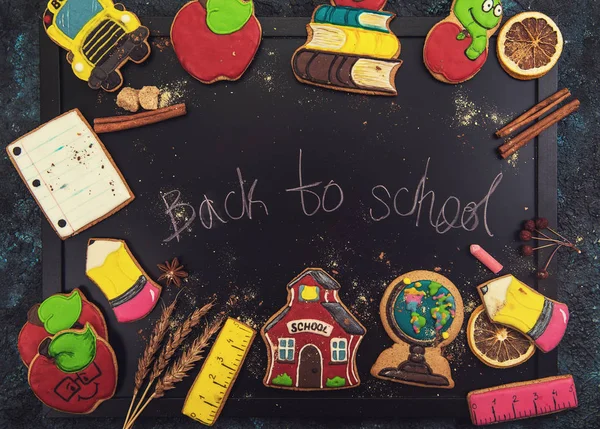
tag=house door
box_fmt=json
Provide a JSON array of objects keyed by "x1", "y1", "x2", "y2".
[{"x1": 298, "y1": 345, "x2": 321, "y2": 388}]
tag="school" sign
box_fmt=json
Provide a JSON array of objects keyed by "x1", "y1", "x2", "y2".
[{"x1": 286, "y1": 319, "x2": 333, "y2": 337}]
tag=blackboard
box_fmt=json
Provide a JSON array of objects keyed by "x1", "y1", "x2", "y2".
[{"x1": 40, "y1": 16, "x2": 558, "y2": 419}]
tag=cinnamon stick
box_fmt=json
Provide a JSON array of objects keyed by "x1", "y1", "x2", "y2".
[
  {"x1": 498, "y1": 99, "x2": 580, "y2": 159},
  {"x1": 94, "y1": 103, "x2": 186, "y2": 133},
  {"x1": 496, "y1": 88, "x2": 571, "y2": 138}
]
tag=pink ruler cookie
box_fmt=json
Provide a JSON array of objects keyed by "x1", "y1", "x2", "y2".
[{"x1": 468, "y1": 375, "x2": 577, "y2": 425}]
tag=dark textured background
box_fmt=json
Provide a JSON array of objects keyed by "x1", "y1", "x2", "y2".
[{"x1": 1, "y1": 0, "x2": 598, "y2": 428}]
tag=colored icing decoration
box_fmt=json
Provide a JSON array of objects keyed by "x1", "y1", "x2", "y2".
[
  {"x1": 86, "y1": 238, "x2": 161, "y2": 323},
  {"x1": 48, "y1": 324, "x2": 97, "y2": 373},
  {"x1": 261, "y1": 268, "x2": 366, "y2": 390},
  {"x1": 423, "y1": 0, "x2": 502, "y2": 84},
  {"x1": 182, "y1": 318, "x2": 255, "y2": 426},
  {"x1": 38, "y1": 290, "x2": 82, "y2": 335},
  {"x1": 171, "y1": 0, "x2": 262, "y2": 84},
  {"x1": 18, "y1": 288, "x2": 108, "y2": 368},
  {"x1": 468, "y1": 375, "x2": 577, "y2": 425},
  {"x1": 371, "y1": 270, "x2": 464, "y2": 389},
  {"x1": 470, "y1": 244, "x2": 503, "y2": 274},
  {"x1": 43, "y1": 0, "x2": 151, "y2": 91},
  {"x1": 291, "y1": 1, "x2": 402, "y2": 96},
  {"x1": 477, "y1": 274, "x2": 569, "y2": 353},
  {"x1": 206, "y1": 0, "x2": 253, "y2": 35},
  {"x1": 6, "y1": 110, "x2": 134, "y2": 240},
  {"x1": 28, "y1": 325, "x2": 118, "y2": 414}
]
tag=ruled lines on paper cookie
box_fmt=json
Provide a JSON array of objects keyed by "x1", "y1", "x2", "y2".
[{"x1": 6, "y1": 109, "x2": 134, "y2": 239}]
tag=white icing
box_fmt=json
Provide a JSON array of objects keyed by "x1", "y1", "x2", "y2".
[
  {"x1": 7, "y1": 110, "x2": 133, "y2": 239},
  {"x1": 74, "y1": 62, "x2": 84, "y2": 72},
  {"x1": 86, "y1": 240, "x2": 123, "y2": 271},
  {"x1": 481, "y1": 275, "x2": 512, "y2": 318},
  {"x1": 121, "y1": 14, "x2": 131, "y2": 24}
]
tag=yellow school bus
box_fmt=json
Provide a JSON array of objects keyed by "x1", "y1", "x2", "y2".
[{"x1": 43, "y1": 0, "x2": 150, "y2": 91}]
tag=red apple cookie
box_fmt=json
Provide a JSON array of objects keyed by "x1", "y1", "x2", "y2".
[
  {"x1": 18, "y1": 289, "x2": 108, "y2": 367},
  {"x1": 171, "y1": 0, "x2": 262, "y2": 84},
  {"x1": 423, "y1": 0, "x2": 503, "y2": 84},
  {"x1": 28, "y1": 324, "x2": 117, "y2": 414}
]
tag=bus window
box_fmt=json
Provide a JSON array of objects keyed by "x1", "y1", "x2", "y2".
[{"x1": 55, "y1": 0, "x2": 104, "y2": 39}]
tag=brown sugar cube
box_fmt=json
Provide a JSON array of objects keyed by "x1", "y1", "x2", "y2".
[
  {"x1": 139, "y1": 86, "x2": 160, "y2": 110},
  {"x1": 116, "y1": 87, "x2": 139, "y2": 112}
]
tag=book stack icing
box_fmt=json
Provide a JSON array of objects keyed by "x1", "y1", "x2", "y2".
[{"x1": 292, "y1": 1, "x2": 402, "y2": 96}]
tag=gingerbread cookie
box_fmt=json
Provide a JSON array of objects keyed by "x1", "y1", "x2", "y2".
[
  {"x1": 477, "y1": 274, "x2": 569, "y2": 353},
  {"x1": 18, "y1": 289, "x2": 108, "y2": 367},
  {"x1": 43, "y1": 0, "x2": 151, "y2": 91},
  {"x1": 423, "y1": 0, "x2": 503, "y2": 84},
  {"x1": 468, "y1": 375, "x2": 577, "y2": 425},
  {"x1": 86, "y1": 238, "x2": 161, "y2": 323},
  {"x1": 171, "y1": 0, "x2": 262, "y2": 84},
  {"x1": 371, "y1": 270, "x2": 464, "y2": 388},
  {"x1": 28, "y1": 324, "x2": 117, "y2": 414},
  {"x1": 261, "y1": 268, "x2": 366, "y2": 390},
  {"x1": 292, "y1": 0, "x2": 402, "y2": 96}
]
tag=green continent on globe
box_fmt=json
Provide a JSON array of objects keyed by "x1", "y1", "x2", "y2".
[{"x1": 393, "y1": 280, "x2": 455, "y2": 342}]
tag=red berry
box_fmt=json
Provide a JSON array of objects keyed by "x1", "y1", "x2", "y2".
[
  {"x1": 536, "y1": 269, "x2": 549, "y2": 279},
  {"x1": 535, "y1": 217, "x2": 549, "y2": 230},
  {"x1": 524, "y1": 220, "x2": 536, "y2": 231},
  {"x1": 521, "y1": 245, "x2": 534, "y2": 256},
  {"x1": 520, "y1": 230, "x2": 532, "y2": 241}
]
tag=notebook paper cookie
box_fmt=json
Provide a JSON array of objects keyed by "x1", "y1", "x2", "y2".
[{"x1": 6, "y1": 110, "x2": 134, "y2": 239}]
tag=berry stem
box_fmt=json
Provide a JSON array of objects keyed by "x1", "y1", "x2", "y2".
[
  {"x1": 546, "y1": 227, "x2": 571, "y2": 243},
  {"x1": 531, "y1": 236, "x2": 568, "y2": 245},
  {"x1": 543, "y1": 244, "x2": 563, "y2": 271},
  {"x1": 533, "y1": 243, "x2": 557, "y2": 251},
  {"x1": 535, "y1": 229, "x2": 554, "y2": 240}
]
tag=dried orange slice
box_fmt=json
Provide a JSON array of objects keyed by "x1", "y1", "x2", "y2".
[
  {"x1": 467, "y1": 305, "x2": 535, "y2": 368},
  {"x1": 497, "y1": 12, "x2": 563, "y2": 80}
]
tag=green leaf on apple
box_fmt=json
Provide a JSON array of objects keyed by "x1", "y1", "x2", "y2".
[
  {"x1": 48, "y1": 324, "x2": 97, "y2": 373},
  {"x1": 38, "y1": 289, "x2": 82, "y2": 334},
  {"x1": 206, "y1": 0, "x2": 253, "y2": 35}
]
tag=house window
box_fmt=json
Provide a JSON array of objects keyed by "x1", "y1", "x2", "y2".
[
  {"x1": 331, "y1": 338, "x2": 347, "y2": 362},
  {"x1": 278, "y1": 338, "x2": 295, "y2": 361},
  {"x1": 299, "y1": 285, "x2": 320, "y2": 302}
]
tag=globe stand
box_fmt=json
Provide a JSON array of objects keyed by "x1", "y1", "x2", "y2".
[{"x1": 378, "y1": 345, "x2": 450, "y2": 387}]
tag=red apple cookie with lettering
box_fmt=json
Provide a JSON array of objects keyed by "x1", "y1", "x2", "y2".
[
  {"x1": 171, "y1": 0, "x2": 262, "y2": 84},
  {"x1": 28, "y1": 324, "x2": 118, "y2": 414},
  {"x1": 423, "y1": 0, "x2": 503, "y2": 84},
  {"x1": 261, "y1": 268, "x2": 366, "y2": 390},
  {"x1": 18, "y1": 289, "x2": 108, "y2": 367}
]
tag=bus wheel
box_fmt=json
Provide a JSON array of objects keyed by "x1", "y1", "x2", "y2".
[
  {"x1": 130, "y1": 43, "x2": 150, "y2": 63},
  {"x1": 101, "y1": 71, "x2": 123, "y2": 92}
]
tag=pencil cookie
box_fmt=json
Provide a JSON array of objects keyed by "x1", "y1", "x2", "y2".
[
  {"x1": 291, "y1": 1, "x2": 402, "y2": 96},
  {"x1": 28, "y1": 324, "x2": 118, "y2": 414},
  {"x1": 261, "y1": 268, "x2": 366, "y2": 390},
  {"x1": 423, "y1": 0, "x2": 502, "y2": 84},
  {"x1": 43, "y1": 0, "x2": 151, "y2": 91},
  {"x1": 18, "y1": 289, "x2": 108, "y2": 367},
  {"x1": 371, "y1": 270, "x2": 463, "y2": 388},
  {"x1": 171, "y1": 0, "x2": 262, "y2": 84},
  {"x1": 86, "y1": 238, "x2": 161, "y2": 323},
  {"x1": 477, "y1": 274, "x2": 569, "y2": 353}
]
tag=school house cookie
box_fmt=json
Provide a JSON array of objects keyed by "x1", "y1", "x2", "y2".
[{"x1": 261, "y1": 268, "x2": 366, "y2": 390}]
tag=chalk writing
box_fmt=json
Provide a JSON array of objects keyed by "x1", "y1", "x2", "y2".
[
  {"x1": 161, "y1": 168, "x2": 268, "y2": 242},
  {"x1": 369, "y1": 158, "x2": 503, "y2": 236},
  {"x1": 285, "y1": 149, "x2": 344, "y2": 216}
]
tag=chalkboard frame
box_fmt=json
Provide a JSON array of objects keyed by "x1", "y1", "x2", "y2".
[{"x1": 39, "y1": 16, "x2": 558, "y2": 419}]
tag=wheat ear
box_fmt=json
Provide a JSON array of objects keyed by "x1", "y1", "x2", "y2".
[{"x1": 126, "y1": 317, "x2": 224, "y2": 429}]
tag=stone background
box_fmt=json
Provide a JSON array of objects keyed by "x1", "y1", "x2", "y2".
[{"x1": 1, "y1": 0, "x2": 598, "y2": 427}]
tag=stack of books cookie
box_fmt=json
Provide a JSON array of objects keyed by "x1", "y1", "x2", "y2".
[{"x1": 292, "y1": 4, "x2": 402, "y2": 96}]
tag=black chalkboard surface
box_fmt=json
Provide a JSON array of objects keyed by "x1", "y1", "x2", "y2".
[{"x1": 40, "y1": 17, "x2": 558, "y2": 419}]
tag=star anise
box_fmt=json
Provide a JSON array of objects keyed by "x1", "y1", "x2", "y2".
[{"x1": 157, "y1": 258, "x2": 188, "y2": 287}]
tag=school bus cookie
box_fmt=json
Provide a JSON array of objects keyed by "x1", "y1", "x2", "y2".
[
  {"x1": 261, "y1": 268, "x2": 366, "y2": 390},
  {"x1": 43, "y1": 0, "x2": 151, "y2": 91},
  {"x1": 423, "y1": 0, "x2": 503, "y2": 84},
  {"x1": 371, "y1": 271, "x2": 464, "y2": 388}
]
